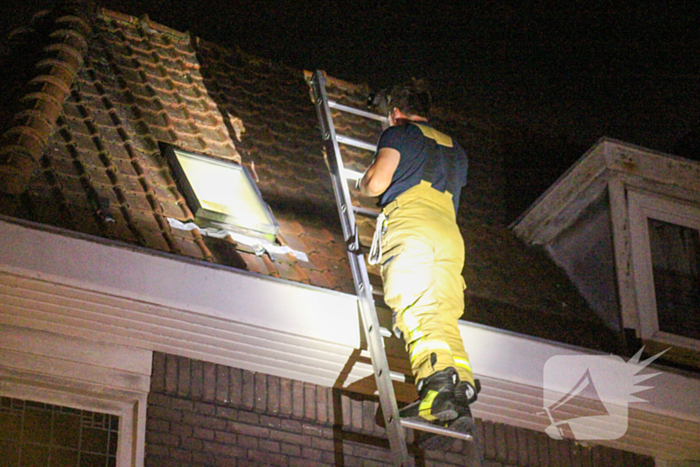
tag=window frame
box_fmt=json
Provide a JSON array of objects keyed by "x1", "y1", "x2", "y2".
[
  {"x1": 0, "y1": 385, "x2": 143, "y2": 466},
  {"x1": 161, "y1": 144, "x2": 280, "y2": 241},
  {"x1": 628, "y1": 190, "x2": 700, "y2": 350},
  {"x1": 0, "y1": 325, "x2": 149, "y2": 467}
]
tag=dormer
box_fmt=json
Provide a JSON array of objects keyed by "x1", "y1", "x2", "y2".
[{"x1": 513, "y1": 138, "x2": 700, "y2": 360}]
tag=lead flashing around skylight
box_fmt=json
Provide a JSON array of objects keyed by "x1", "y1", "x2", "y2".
[
  {"x1": 0, "y1": 216, "x2": 359, "y2": 349},
  {"x1": 512, "y1": 138, "x2": 700, "y2": 246},
  {"x1": 166, "y1": 217, "x2": 308, "y2": 262}
]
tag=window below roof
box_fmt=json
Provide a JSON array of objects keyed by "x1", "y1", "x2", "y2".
[
  {"x1": 648, "y1": 219, "x2": 700, "y2": 341},
  {"x1": 0, "y1": 325, "x2": 149, "y2": 467},
  {"x1": 162, "y1": 144, "x2": 279, "y2": 242},
  {"x1": 0, "y1": 396, "x2": 119, "y2": 466},
  {"x1": 628, "y1": 190, "x2": 700, "y2": 350}
]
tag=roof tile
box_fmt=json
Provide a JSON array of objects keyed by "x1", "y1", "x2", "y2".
[
  {"x1": 0, "y1": 5, "x2": 624, "y2": 350},
  {"x1": 239, "y1": 253, "x2": 267, "y2": 276},
  {"x1": 60, "y1": 204, "x2": 104, "y2": 237},
  {"x1": 272, "y1": 261, "x2": 310, "y2": 285},
  {"x1": 175, "y1": 235, "x2": 211, "y2": 260},
  {"x1": 0, "y1": 2, "x2": 93, "y2": 193}
]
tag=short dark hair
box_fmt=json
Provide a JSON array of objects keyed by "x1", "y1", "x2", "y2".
[{"x1": 389, "y1": 78, "x2": 432, "y2": 118}]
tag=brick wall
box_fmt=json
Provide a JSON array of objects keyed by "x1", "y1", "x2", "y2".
[{"x1": 146, "y1": 352, "x2": 655, "y2": 467}]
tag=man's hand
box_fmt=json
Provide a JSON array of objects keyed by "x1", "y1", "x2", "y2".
[{"x1": 359, "y1": 147, "x2": 400, "y2": 197}]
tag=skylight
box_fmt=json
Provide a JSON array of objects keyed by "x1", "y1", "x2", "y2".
[{"x1": 162, "y1": 145, "x2": 279, "y2": 242}]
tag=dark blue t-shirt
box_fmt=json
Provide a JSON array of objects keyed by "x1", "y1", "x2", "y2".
[{"x1": 375, "y1": 123, "x2": 468, "y2": 212}]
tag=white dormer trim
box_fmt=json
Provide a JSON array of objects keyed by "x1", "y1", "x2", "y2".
[
  {"x1": 512, "y1": 138, "x2": 700, "y2": 348},
  {"x1": 627, "y1": 190, "x2": 700, "y2": 351}
]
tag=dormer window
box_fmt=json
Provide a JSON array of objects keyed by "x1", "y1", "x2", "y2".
[
  {"x1": 628, "y1": 190, "x2": 700, "y2": 348},
  {"x1": 512, "y1": 138, "x2": 700, "y2": 353},
  {"x1": 162, "y1": 145, "x2": 280, "y2": 242}
]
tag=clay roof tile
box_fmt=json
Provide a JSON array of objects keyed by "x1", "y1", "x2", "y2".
[{"x1": 0, "y1": 1, "x2": 93, "y2": 194}]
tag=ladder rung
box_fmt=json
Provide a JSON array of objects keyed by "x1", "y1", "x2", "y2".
[
  {"x1": 337, "y1": 134, "x2": 377, "y2": 152},
  {"x1": 342, "y1": 168, "x2": 363, "y2": 181},
  {"x1": 401, "y1": 418, "x2": 475, "y2": 442},
  {"x1": 359, "y1": 352, "x2": 407, "y2": 383},
  {"x1": 390, "y1": 371, "x2": 406, "y2": 383},
  {"x1": 356, "y1": 327, "x2": 392, "y2": 338},
  {"x1": 352, "y1": 206, "x2": 379, "y2": 218},
  {"x1": 329, "y1": 100, "x2": 388, "y2": 122}
]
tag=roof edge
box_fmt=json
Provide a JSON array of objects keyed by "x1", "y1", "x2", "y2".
[
  {"x1": 2, "y1": 212, "x2": 698, "y2": 459},
  {"x1": 0, "y1": 0, "x2": 95, "y2": 194},
  {"x1": 99, "y1": 8, "x2": 193, "y2": 44},
  {"x1": 512, "y1": 137, "x2": 700, "y2": 245},
  {"x1": 303, "y1": 69, "x2": 370, "y2": 96},
  {"x1": 510, "y1": 136, "x2": 610, "y2": 239}
]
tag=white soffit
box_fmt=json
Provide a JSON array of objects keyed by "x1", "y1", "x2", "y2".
[
  {"x1": 2, "y1": 216, "x2": 699, "y2": 459},
  {"x1": 462, "y1": 322, "x2": 700, "y2": 460},
  {"x1": 0, "y1": 217, "x2": 360, "y2": 349},
  {"x1": 0, "y1": 216, "x2": 362, "y2": 388}
]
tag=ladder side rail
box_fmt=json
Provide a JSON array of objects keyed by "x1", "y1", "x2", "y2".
[
  {"x1": 310, "y1": 79, "x2": 358, "y2": 247},
  {"x1": 309, "y1": 70, "x2": 412, "y2": 467},
  {"x1": 352, "y1": 253, "x2": 412, "y2": 464}
]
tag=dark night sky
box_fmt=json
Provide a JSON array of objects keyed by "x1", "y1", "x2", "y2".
[{"x1": 3, "y1": 0, "x2": 700, "y2": 153}]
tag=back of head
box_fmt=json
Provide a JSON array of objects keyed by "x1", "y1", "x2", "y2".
[{"x1": 389, "y1": 78, "x2": 432, "y2": 118}]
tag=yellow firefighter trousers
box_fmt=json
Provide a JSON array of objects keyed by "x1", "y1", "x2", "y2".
[{"x1": 380, "y1": 181, "x2": 475, "y2": 386}]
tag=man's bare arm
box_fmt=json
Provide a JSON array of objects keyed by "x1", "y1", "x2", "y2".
[{"x1": 359, "y1": 147, "x2": 400, "y2": 197}]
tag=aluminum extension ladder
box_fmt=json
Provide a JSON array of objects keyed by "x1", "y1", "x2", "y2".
[{"x1": 308, "y1": 70, "x2": 477, "y2": 466}]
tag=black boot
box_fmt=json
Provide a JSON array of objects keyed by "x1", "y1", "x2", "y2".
[
  {"x1": 418, "y1": 379, "x2": 483, "y2": 456},
  {"x1": 399, "y1": 367, "x2": 459, "y2": 422},
  {"x1": 454, "y1": 379, "x2": 480, "y2": 416}
]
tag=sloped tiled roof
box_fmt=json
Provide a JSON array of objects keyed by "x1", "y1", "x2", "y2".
[
  {"x1": 0, "y1": 5, "x2": 362, "y2": 294},
  {"x1": 0, "y1": 3, "x2": 625, "y2": 355}
]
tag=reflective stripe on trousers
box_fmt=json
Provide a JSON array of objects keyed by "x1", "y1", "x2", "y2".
[{"x1": 380, "y1": 181, "x2": 475, "y2": 386}]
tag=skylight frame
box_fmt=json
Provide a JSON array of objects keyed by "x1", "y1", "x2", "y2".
[{"x1": 162, "y1": 144, "x2": 280, "y2": 242}]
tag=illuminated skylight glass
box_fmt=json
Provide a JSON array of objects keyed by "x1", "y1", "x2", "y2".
[{"x1": 163, "y1": 145, "x2": 279, "y2": 241}]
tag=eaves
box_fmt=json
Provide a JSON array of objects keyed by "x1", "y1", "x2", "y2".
[
  {"x1": 512, "y1": 137, "x2": 700, "y2": 245},
  {"x1": 1, "y1": 215, "x2": 699, "y2": 460}
]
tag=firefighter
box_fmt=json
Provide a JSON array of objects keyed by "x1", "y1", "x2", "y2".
[{"x1": 358, "y1": 79, "x2": 478, "y2": 425}]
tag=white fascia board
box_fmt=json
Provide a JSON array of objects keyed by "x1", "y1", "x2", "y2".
[
  {"x1": 461, "y1": 321, "x2": 700, "y2": 459},
  {"x1": 512, "y1": 138, "x2": 700, "y2": 245},
  {"x1": 511, "y1": 138, "x2": 610, "y2": 244},
  {"x1": 604, "y1": 139, "x2": 700, "y2": 193},
  {"x1": 461, "y1": 321, "x2": 700, "y2": 421},
  {"x1": 0, "y1": 217, "x2": 360, "y2": 349}
]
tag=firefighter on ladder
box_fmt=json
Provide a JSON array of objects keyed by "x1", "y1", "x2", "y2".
[{"x1": 358, "y1": 79, "x2": 479, "y2": 430}]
